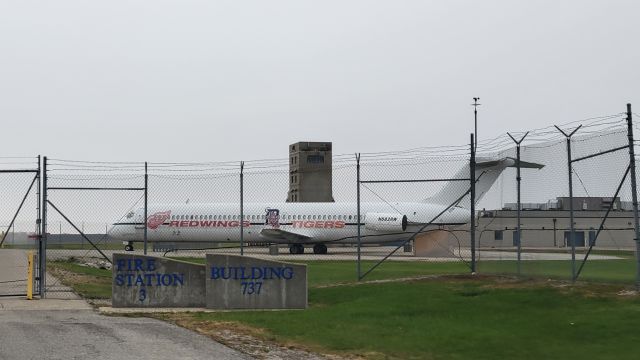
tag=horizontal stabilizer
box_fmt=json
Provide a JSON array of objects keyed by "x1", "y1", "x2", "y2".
[
  {"x1": 506, "y1": 157, "x2": 544, "y2": 169},
  {"x1": 476, "y1": 157, "x2": 544, "y2": 170}
]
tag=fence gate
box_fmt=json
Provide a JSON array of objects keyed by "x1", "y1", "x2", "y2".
[
  {"x1": 41, "y1": 157, "x2": 146, "y2": 298},
  {"x1": 0, "y1": 157, "x2": 41, "y2": 297}
]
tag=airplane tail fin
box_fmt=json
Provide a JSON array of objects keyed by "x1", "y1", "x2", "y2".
[{"x1": 425, "y1": 157, "x2": 543, "y2": 208}]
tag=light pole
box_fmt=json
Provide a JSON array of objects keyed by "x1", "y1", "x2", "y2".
[{"x1": 472, "y1": 98, "x2": 481, "y2": 151}]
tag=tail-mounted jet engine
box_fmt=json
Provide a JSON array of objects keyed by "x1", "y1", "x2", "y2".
[{"x1": 364, "y1": 213, "x2": 408, "y2": 232}]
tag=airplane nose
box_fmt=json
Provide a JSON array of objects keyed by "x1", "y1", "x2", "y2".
[
  {"x1": 107, "y1": 224, "x2": 132, "y2": 240},
  {"x1": 106, "y1": 224, "x2": 119, "y2": 239}
]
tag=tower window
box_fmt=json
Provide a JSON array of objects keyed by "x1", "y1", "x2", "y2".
[{"x1": 307, "y1": 155, "x2": 324, "y2": 164}]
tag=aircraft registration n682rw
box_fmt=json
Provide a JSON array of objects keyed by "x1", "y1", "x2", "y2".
[{"x1": 108, "y1": 157, "x2": 542, "y2": 254}]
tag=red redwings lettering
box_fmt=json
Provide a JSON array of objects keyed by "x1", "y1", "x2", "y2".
[{"x1": 168, "y1": 220, "x2": 251, "y2": 228}]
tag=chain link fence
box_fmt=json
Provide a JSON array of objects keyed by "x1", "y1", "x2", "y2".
[
  {"x1": 0, "y1": 157, "x2": 40, "y2": 297},
  {"x1": 475, "y1": 112, "x2": 638, "y2": 284},
  {"x1": 44, "y1": 160, "x2": 145, "y2": 298},
  {"x1": 25, "y1": 107, "x2": 640, "y2": 299},
  {"x1": 356, "y1": 153, "x2": 474, "y2": 280}
]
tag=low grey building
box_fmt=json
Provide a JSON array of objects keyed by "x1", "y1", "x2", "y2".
[{"x1": 449, "y1": 208, "x2": 636, "y2": 250}]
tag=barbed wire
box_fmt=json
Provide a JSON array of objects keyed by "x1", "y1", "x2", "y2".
[{"x1": 37, "y1": 112, "x2": 629, "y2": 175}]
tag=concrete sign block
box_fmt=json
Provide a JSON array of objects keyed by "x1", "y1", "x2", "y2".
[
  {"x1": 112, "y1": 254, "x2": 206, "y2": 308},
  {"x1": 206, "y1": 254, "x2": 307, "y2": 309}
]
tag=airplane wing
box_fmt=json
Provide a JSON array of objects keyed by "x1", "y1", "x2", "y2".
[{"x1": 260, "y1": 228, "x2": 312, "y2": 243}]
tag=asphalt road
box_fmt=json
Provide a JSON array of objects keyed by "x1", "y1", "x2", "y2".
[
  {"x1": 0, "y1": 308, "x2": 250, "y2": 360},
  {"x1": 0, "y1": 249, "x2": 28, "y2": 296}
]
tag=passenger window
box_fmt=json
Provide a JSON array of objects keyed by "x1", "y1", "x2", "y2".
[{"x1": 348, "y1": 215, "x2": 352, "y2": 220}]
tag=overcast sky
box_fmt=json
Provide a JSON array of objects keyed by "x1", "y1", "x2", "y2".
[{"x1": 1, "y1": 1, "x2": 638, "y2": 163}]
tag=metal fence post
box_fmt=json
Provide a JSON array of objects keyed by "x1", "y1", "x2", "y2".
[
  {"x1": 144, "y1": 161, "x2": 148, "y2": 255},
  {"x1": 470, "y1": 134, "x2": 476, "y2": 273},
  {"x1": 356, "y1": 153, "x2": 361, "y2": 280},
  {"x1": 507, "y1": 132, "x2": 529, "y2": 276},
  {"x1": 625, "y1": 104, "x2": 640, "y2": 290},
  {"x1": 555, "y1": 125, "x2": 581, "y2": 282},
  {"x1": 36, "y1": 155, "x2": 42, "y2": 295},
  {"x1": 40, "y1": 156, "x2": 47, "y2": 298},
  {"x1": 566, "y1": 137, "x2": 576, "y2": 281},
  {"x1": 240, "y1": 161, "x2": 244, "y2": 256}
]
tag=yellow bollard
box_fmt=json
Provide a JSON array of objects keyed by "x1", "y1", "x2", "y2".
[{"x1": 27, "y1": 251, "x2": 34, "y2": 300}]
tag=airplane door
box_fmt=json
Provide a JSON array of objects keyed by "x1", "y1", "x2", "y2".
[{"x1": 134, "y1": 213, "x2": 145, "y2": 231}]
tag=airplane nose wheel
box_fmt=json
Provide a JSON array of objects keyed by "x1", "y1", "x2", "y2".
[
  {"x1": 125, "y1": 244, "x2": 134, "y2": 251},
  {"x1": 313, "y1": 244, "x2": 328, "y2": 255},
  {"x1": 289, "y1": 244, "x2": 304, "y2": 254}
]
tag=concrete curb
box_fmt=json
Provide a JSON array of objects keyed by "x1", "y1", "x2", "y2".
[
  {"x1": 0, "y1": 298, "x2": 93, "y2": 311},
  {"x1": 99, "y1": 306, "x2": 299, "y2": 314}
]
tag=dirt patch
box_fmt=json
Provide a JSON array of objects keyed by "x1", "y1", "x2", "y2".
[
  {"x1": 47, "y1": 263, "x2": 111, "y2": 303},
  {"x1": 330, "y1": 273, "x2": 639, "y2": 300},
  {"x1": 478, "y1": 276, "x2": 637, "y2": 298},
  {"x1": 617, "y1": 289, "x2": 639, "y2": 296},
  {"x1": 157, "y1": 314, "x2": 360, "y2": 360},
  {"x1": 314, "y1": 273, "x2": 499, "y2": 289},
  {"x1": 48, "y1": 265, "x2": 87, "y2": 287}
]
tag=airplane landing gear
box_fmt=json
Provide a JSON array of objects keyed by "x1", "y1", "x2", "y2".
[
  {"x1": 124, "y1": 242, "x2": 134, "y2": 251},
  {"x1": 289, "y1": 244, "x2": 304, "y2": 254},
  {"x1": 313, "y1": 244, "x2": 328, "y2": 255}
]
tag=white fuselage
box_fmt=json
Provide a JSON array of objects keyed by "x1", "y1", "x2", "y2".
[{"x1": 109, "y1": 202, "x2": 469, "y2": 246}]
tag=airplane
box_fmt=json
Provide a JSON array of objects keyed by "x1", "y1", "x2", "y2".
[{"x1": 108, "y1": 157, "x2": 542, "y2": 254}]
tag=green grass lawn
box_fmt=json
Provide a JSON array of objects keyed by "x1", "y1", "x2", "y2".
[
  {"x1": 173, "y1": 256, "x2": 637, "y2": 285},
  {"x1": 50, "y1": 257, "x2": 637, "y2": 297},
  {"x1": 479, "y1": 259, "x2": 637, "y2": 283},
  {"x1": 48, "y1": 243, "x2": 124, "y2": 250},
  {"x1": 199, "y1": 278, "x2": 640, "y2": 360},
  {"x1": 171, "y1": 257, "x2": 472, "y2": 287},
  {"x1": 48, "y1": 261, "x2": 112, "y2": 298},
  {"x1": 51, "y1": 257, "x2": 640, "y2": 359}
]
